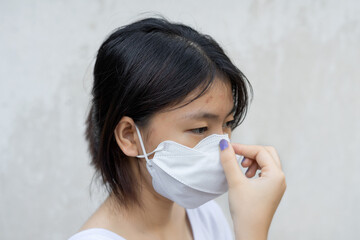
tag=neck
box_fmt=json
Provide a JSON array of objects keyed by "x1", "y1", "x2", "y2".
[
  {"x1": 105, "y1": 183, "x2": 188, "y2": 234},
  {"x1": 99, "y1": 157, "x2": 193, "y2": 239}
]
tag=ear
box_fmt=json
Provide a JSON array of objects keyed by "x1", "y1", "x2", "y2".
[{"x1": 114, "y1": 116, "x2": 140, "y2": 157}]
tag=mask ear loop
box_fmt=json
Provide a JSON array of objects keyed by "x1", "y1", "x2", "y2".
[{"x1": 134, "y1": 125, "x2": 152, "y2": 166}]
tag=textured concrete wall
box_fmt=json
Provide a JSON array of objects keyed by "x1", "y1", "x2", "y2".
[{"x1": 1, "y1": 0, "x2": 359, "y2": 239}]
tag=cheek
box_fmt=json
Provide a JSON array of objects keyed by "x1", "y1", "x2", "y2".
[
  {"x1": 136, "y1": 158, "x2": 156, "y2": 190},
  {"x1": 138, "y1": 159, "x2": 151, "y2": 178},
  {"x1": 144, "y1": 118, "x2": 195, "y2": 148},
  {"x1": 143, "y1": 128, "x2": 161, "y2": 153},
  {"x1": 180, "y1": 135, "x2": 205, "y2": 148}
]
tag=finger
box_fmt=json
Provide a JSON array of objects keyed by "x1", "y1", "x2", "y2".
[
  {"x1": 219, "y1": 139, "x2": 247, "y2": 186},
  {"x1": 264, "y1": 146, "x2": 282, "y2": 168},
  {"x1": 241, "y1": 157, "x2": 253, "y2": 168},
  {"x1": 245, "y1": 161, "x2": 259, "y2": 178},
  {"x1": 231, "y1": 143, "x2": 277, "y2": 170}
]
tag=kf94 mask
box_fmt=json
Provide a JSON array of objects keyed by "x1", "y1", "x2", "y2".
[{"x1": 135, "y1": 125, "x2": 243, "y2": 209}]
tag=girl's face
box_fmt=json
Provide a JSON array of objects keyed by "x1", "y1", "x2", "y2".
[
  {"x1": 138, "y1": 77, "x2": 235, "y2": 155},
  {"x1": 113, "y1": 76, "x2": 235, "y2": 203}
]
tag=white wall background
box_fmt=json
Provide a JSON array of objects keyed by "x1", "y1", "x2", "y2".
[{"x1": 1, "y1": 0, "x2": 359, "y2": 239}]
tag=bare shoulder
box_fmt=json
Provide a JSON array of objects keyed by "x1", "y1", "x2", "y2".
[
  {"x1": 76, "y1": 198, "x2": 135, "y2": 239},
  {"x1": 79, "y1": 202, "x2": 111, "y2": 231}
]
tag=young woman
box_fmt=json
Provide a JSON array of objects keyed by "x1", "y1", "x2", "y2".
[{"x1": 68, "y1": 17, "x2": 286, "y2": 240}]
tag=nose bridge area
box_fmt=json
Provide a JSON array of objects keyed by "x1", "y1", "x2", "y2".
[{"x1": 212, "y1": 123, "x2": 231, "y2": 136}]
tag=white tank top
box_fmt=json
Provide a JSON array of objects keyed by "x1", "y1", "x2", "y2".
[{"x1": 68, "y1": 200, "x2": 233, "y2": 240}]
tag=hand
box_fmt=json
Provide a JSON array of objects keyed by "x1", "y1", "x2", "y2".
[{"x1": 219, "y1": 140, "x2": 286, "y2": 240}]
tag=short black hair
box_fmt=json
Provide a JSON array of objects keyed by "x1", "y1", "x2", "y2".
[{"x1": 85, "y1": 17, "x2": 252, "y2": 207}]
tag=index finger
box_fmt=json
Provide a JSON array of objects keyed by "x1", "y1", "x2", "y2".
[{"x1": 231, "y1": 143, "x2": 277, "y2": 169}]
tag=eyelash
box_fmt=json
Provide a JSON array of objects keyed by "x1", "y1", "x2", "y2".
[
  {"x1": 190, "y1": 120, "x2": 235, "y2": 134},
  {"x1": 190, "y1": 126, "x2": 208, "y2": 134}
]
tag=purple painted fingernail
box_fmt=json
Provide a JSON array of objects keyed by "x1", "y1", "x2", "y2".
[{"x1": 219, "y1": 139, "x2": 228, "y2": 151}]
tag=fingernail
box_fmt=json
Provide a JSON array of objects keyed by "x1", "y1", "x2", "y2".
[{"x1": 219, "y1": 139, "x2": 228, "y2": 151}]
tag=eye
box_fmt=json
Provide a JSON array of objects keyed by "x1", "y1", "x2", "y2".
[
  {"x1": 190, "y1": 126, "x2": 208, "y2": 134},
  {"x1": 224, "y1": 120, "x2": 235, "y2": 129}
]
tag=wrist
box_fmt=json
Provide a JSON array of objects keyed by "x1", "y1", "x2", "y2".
[{"x1": 232, "y1": 218, "x2": 270, "y2": 240}]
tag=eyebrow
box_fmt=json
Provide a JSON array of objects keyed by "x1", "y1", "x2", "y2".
[{"x1": 182, "y1": 106, "x2": 236, "y2": 120}]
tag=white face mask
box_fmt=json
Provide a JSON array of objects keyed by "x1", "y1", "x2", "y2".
[{"x1": 135, "y1": 125, "x2": 242, "y2": 209}]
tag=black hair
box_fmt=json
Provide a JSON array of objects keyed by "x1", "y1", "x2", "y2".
[{"x1": 85, "y1": 17, "x2": 252, "y2": 207}]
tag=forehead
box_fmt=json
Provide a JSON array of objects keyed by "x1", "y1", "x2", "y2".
[{"x1": 165, "y1": 77, "x2": 233, "y2": 117}]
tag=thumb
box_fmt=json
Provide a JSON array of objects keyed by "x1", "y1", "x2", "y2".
[{"x1": 219, "y1": 139, "x2": 246, "y2": 187}]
